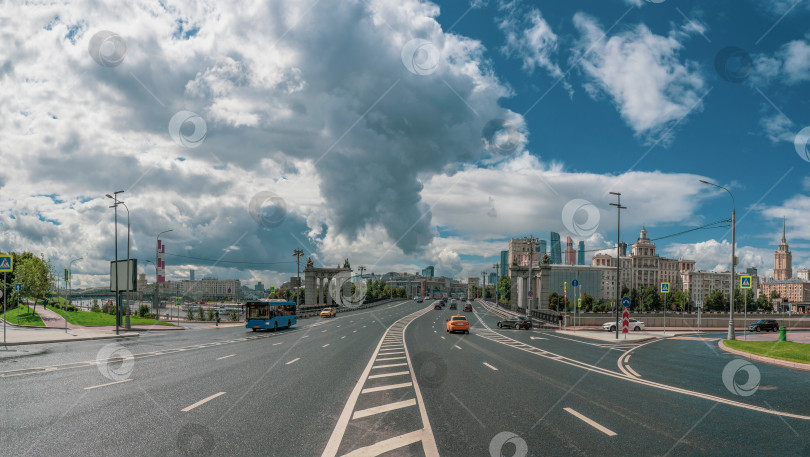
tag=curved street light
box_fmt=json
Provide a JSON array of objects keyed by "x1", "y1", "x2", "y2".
[
  {"x1": 66, "y1": 257, "x2": 83, "y2": 333},
  {"x1": 700, "y1": 179, "x2": 736, "y2": 340}
]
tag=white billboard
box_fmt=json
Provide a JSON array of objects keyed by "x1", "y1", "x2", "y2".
[{"x1": 110, "y1": 259, "x2": 138, "y2": 292}]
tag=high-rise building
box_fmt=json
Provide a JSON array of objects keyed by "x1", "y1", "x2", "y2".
[
  {"x1": 489, "y1": 272, "x2": 497, "y2": 285},
  {"x1": 422, "y1": 266, "x2": 435, "y2": 278},
  {"x1": 500, "y1": 250, "x2": 509, "y2": 277},
  {"x1": 565, "y1": 236, "x2": 575, "y2": 265},
  {"x1": 550, "y1": 232, "x2": 562, "y2": 265},
  {"x1": 256, "y1": 281, "x2": 264, "y2": 291},
  {"x1": 774, "y1": 218, "x2": 792, "y2": 281},
  {"x1": 619, "y1": 241, "x2": 628, "y2": 257},
  {"x1": 538, "y1": 240, "x2": 547, "y2": 259},
  {"x1": 190, "y1": 269, "x2": 195, "y2": 281},
  {"x1": 578, "y1": 241, "x2": 585, "y2": 265}
]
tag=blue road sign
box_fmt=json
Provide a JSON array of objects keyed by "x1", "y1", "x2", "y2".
[
  {"x1": 740, "y1": 276, "x2": 752, "y2": 289},
  {"x1": 571, "y1": 279, "x2": 579, "y2": 287},
  {"x1": 0, "y1": 255, "x2": 12, "y2": 273},
  {"x1": 527, "y1": 290, "x2": 533, "y2": 298},
  {"x1": 660, "y1": 282, "x2": 670, "y2": 294},
  {"x1": 496, "y1": 291, "x2": 500, "y2": 296},
  {"x1": 622, "y1": 296, "x2": 631, "y2": 308},
  {"x1": 14, "y1": 283, "x2": 21, "y2": 291}
]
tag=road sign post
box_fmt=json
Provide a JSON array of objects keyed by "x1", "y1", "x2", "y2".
[
  {"x1": 741, "y1": 276, "x2": 752, "y2": 340},
  {"x1": 621, "y1": 296, "x2": 630, "y2": 339},
  {"x1": 1, "y1": 255, "x2": 13, "y2": 346},
  {"x1": 661, "y1": 283, "x2": 670, "y2": 336}
]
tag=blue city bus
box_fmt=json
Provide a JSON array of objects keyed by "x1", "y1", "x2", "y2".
[{"x1": 245, "y1": 300, "x2": 296, "y2": 332}]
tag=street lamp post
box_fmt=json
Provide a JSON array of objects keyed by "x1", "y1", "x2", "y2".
[
  {"x1": 106, "y1": 191, "x2": 124, "y2": 335},
  {"x1": 66, "y1": 257, "x2": 83, "y2": 333},
  {"x1": 293, "y1": 249, "x2": 304, "y2": 307},
  {"x1": 493, "y1": 263, "x2": 500, "y2": 307},
  {"x1": 700, "y1": 180, "x2": 736, "y2": 340},
  {"x1": 120, "y1": 202, "x2": 131, "y2": 329},
  {"x1": 156, "y1": 229, "x2": 173, "y2": 315},
  {"x1": 610, "y1": 192, "x2": 627, "y2": 340}
]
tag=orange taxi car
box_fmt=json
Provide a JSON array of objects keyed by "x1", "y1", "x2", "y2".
[{"x1": 446, "y1": 315, "x2": 470, "y2": 334}]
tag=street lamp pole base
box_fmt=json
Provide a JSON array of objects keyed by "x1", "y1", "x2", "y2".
[{"x1": 728, "y1": 319, "x2": 736, "y2": 340}]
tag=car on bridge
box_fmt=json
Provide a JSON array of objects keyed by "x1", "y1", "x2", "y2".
[
  {"x1": 463, "y1": 304, "x2": 472, "y2": 312},
  {"x1": 446, "y1": 315, "x2": 469, "y2": 334},
  {"x1": 497, "y1": 316, "x2": 532, "y2": 330},
  {"x1": 434, "y1": 304, "x2": 442, "y2": 310},
  {"x1": 449, "y1": 302, "x2": 457, "y2": 310},
  {"x1": 320, "y1": 307, "x2": 337, "y2": 318},
  {"x1": 748, "y1": 319, "x2": 779, "y2": 332},
  {"x1": 602, "y1": 318, "x2": 645, "y2": 332}
]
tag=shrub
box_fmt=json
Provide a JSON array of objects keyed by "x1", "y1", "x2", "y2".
[
  {"x1": 206, "y1": 308, "x2": 215, "y2": 321},
  {"x1": 91, "y1": 303, "x2": 101, "y2": 313},
  {"x1": 138, "y1": 305, "x2": 150, "y2": 318},
  {"x1": 228, "y1": 310, "x2": 240, "y2": 322},
  {"x1": 197, "y1": 307, "x2": 206, "y2": 321},
  {"x1": 186, "y1": 307, "x2": 195, "y2": 321}
]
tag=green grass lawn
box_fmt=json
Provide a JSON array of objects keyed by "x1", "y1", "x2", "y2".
[
  {"x1": 724, "y1": 340, "x2": 810, "y2": 365},
  {"x1": 50, "y1": 307, "x2": 176, "y2": 327},
  {"x1": 1, "y1": 304, "x2": 45, "y2": 327}
]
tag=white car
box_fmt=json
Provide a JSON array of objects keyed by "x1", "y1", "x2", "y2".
[{"x1": 602, "y1": 318, "x2": 645, "y2": 332}]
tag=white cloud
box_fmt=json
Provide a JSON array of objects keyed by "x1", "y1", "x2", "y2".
[
  {"x1": 498, "y1": 7, "x2": 572, "y2": 95},
  {"x1": 571, "y1": 13, "x2": 706, "y2": 143}
]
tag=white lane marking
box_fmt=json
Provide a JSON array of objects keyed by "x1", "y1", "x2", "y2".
[
  {"x1": 322, "y1": 330, "x2": 327, "y2": 332},
  {"x1": 440, "y1": 336, "x2": 445, "y2": 340},
  {"x1": 341, "y1": 336, "x2": 346, "y2": 339},
  {"x1": 182, "y1": 392, "x2": 226, "y2": 412},
  {"x1": 625, "y1": 365, "x2": 642, "y2": 378},
  {"x1": 483, "y1": 362, "x2": 498, "y2": 371},
  {"x1": 352, "y1": 399, "x2": 417, "y2": 419},
  {"x1": 84, "y1": 379, "x2": 132, "y2": 390},
  {"x1": 361, "y1": 382, "x2": 413, "y2": 394},
  {"x1": 323, "y1": 344, "x2": 330, "y2": 348},
  {"x1": 353, "y1": 330, "x2": 357, "y2": 333},
  {"x1": 303, "y1": 335, "x2": 310, "y2": 338},
  {"x1": 434, "y1": 330, "x2": 437, "y2": 333},
  {"x1": 286, "y1": 358, "x2": 301, "y2": 365},
  {"x1": 453, "y1": 345, "x2": 462, "y2": 350},
  {"x1": 341, "y1": 429, "x2": 425, "y2": 457},
  {"x1": 216, "y1": 354, "x2": 236, "y2": 360},
  {"x1": 530, "y1": 336, "x2": 547, "y2": 340},
  {"x1": 273, "y1": 342, "x2": 283, "y2": 346},
  {"x1": 372, "y1": 362, "x2": 408, "y2": 369},
  {"x1": 563, "y1": 407, "x2": 617, "y2": 436},
  {"x1": 376, "y1": 356, "x2": 407, "y2": 362}
]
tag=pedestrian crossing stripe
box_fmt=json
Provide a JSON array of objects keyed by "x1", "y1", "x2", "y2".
[
  {"x1": 670, "y1": 336, "x2": 719, "y2": 341},
  {"x1": 0, "y1": 256, "x2": 12, "y2": 272}
]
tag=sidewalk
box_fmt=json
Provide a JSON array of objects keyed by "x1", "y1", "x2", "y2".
[
  {"x1": 556, "y1": 329, "x2": 702, "y2": 342},
  {"x1": 0, "y1": 324, "x2": 139, "y2": 346}
]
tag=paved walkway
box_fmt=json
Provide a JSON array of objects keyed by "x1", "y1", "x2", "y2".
[
  {"x1": 35, "y1": 305, "x2": 81, "y2": 329},
  {"x1": 0, "y1": 324, "x2": 139, "y2": 345}
]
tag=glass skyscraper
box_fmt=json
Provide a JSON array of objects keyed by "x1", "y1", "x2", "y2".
[
  {"x1": 578, "y1": 241, "x2": 585, "y2": 265},
  {"x1": 550, "y1": 232, "x2": 562, "y2": 265},
  {"x1": 500, "y1": 250, "x2": 509, "y2": 277}
]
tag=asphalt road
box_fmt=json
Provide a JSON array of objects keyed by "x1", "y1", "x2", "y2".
[{"x1": 1, "y1": 299, "x2": 809, "y2": 457}]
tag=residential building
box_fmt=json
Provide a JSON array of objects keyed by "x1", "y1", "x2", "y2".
[
  {"x1": 798, "y1": 269, "x2": 810, "y2": 281},
  {"x1": 774, "y1": 218, "x2": 792, "y2": 281},
  {"x1": 592, "y1": 228, "x2": 696, "y2": 293},
  {"x1": 421, "y1": 266, "x2": 435, "y2": 278},
  {"x1": 682, "y1": 270, "x2": 760, "y2": 306},
  {"x1": 508, "y1": 237, "x2": 539, "y2": 272}
]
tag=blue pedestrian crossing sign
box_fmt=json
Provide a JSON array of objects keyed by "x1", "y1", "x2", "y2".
[
  {"x1": 622, "y1": 296, "x2": 631, "y2": 308},
  {"x1": 0, "y1": 255, "x2": 12, "y2": 273},
  {"x1": 14, "y1": 283, "x2": 21, "y2": 291},
  {"x1": 660, "y1": 282, "x2": 670, "y2": 294},
  {"x1": 740, "y1": 276, "x2": 752, "y2": 289},
  {"x1": 175, "y1": 297, "x2": 182, "y2": 307}
]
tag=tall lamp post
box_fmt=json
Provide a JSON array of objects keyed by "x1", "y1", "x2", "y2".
[
  {"x1": 493, "y1": 263, "x2": 500, "y2": 307},
  {"x1": 146, "y1": 260, "x2": 158, "y2": 317},
  {"x1": 106, "y1": 191, "x2": 124, "y2": 335},
  {"x1": 66, "y1": 257, "x2": 83, "y2": 333},
  {"x1": 293, "y1": 248, "x2": 304, "y2": 307},
  {"x1": 120, "y1": 202, "x2": 131, "y2": 327},
  {"x1": 155, "y1": 229, "x2": 173, "y2": 314},
  {"x1": 610, "y1": 192, "x2": 627, "y2": 340},
  {"x1": 700, "y1": 180, "x2": 736, "y2": 340}
]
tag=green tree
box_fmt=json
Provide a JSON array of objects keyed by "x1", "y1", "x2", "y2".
[
  {"x1": 642, "y1": 287, "x2": 661, "y2": 312},
  {"x1": 497, "y1": 276, "x2": 511, "y2": 302},
  {"x1": 581, "y1": 293, "x2": 594, "y2": 311},
  {"x1": 705, "y1": 290, "x2": 726, "y2": 312},
  {"x1": 770, "y1": 290, "x2": 781, "y2": 299},
  {"x1": 548, "y1": 292, "x2": 559, "y2": 310},
  {"x1": 756, "y1": 294, "x2": 772, "y2": 311},
  {"x1": 16, "y1": 254, "x2": 53, "y2": 315}
]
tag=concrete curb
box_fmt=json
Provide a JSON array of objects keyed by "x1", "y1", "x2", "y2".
[
  {"x1": 0, "y1": 318, "x2": 44, "y2": 329},
  {"x1": 1, "y1": 333, "x2": 140, "y2": 346},
  {"x1": 717, "y1": 339, "x2": 810, "y2": 373}
]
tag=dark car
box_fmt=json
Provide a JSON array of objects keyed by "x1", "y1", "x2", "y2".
[
  {"x1": 748, "y1": 319, "x2": 779, "y2": 332},
  {"x1": 463, "y1": 304, "x2": 472, "y2": 312},
  {"x1": 434, "y1": 304, "x2": 442, "y2": 310},
  {"x1": 497, "y1": 316, "x2": 532, "y2": 330},
  {"x1": 449, "y1": 302, "x2": 457, "y2": 310}
]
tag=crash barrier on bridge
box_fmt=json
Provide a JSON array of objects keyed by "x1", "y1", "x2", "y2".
[
  {"x1": 297, "y1": 298, "x2": 399, "y2": 319},
  {"x1": 478, "y1": 300, "x2": 556, "y2": 328},
  {"x1": 558, "y1": 313, "x2": 810, "y2": 329}
]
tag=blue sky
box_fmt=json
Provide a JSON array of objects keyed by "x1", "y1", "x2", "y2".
[{"x1": 1, "y1": 0, "x2": 809, "y2": 287}]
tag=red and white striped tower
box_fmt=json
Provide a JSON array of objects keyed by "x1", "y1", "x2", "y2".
[{"x1": 157, "y1": 240, "x2": 166, "y2": 283}]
